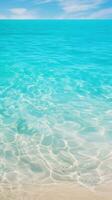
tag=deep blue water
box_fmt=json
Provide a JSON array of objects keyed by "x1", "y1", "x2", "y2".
[{"x1": 0, "y1": 20, "x2": 112, "y2": 187}]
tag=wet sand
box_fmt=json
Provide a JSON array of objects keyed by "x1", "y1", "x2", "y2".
[{"x1": 0, "y1": 183, "x2": 112, "y2": 200}]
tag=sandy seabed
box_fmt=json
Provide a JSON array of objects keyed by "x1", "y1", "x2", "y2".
[{"x1": 0, "y1": 183, "x2": 112, "y2": 200}]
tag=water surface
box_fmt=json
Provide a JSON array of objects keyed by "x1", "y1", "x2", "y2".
[{"x1": 0, "y1": 20, "x2": 112, "y2": 188}]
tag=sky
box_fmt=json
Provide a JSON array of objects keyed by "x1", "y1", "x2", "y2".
[{"x1": 0, "y1": 0, "x2": 112, "y2": 19}]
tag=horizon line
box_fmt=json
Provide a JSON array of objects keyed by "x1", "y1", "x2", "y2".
[{"x1": 0, "y1": 19, "x2": 112, "y2": 20}]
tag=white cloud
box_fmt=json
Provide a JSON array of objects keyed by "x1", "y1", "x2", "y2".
[
  {"x1": 10, "y1": 8, "x2": 28, "y2": 15},
  {"x1": 88, "y1": 8, "x2": 112, "y2": 18},
  {"x1": 9, "y1": 8, "x2": 37, "y2": 19},
  {"x1": 0, "y1": 14, "x2": 7, "y2": 19},
  {"x1": 35, "y1": 0, "x2": 52, "y2": 4},
  {"x1": 0, "y1": 8, "x2": 38, "y2": 19},
  {"x1": 56, "y1": 0, "x2": 112, "y2": 19},
  {"x1": 58, "y1": 0, "x2": 105, "y2": 13}
]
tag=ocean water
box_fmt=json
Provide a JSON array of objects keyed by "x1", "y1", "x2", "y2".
[{"x1": 0, "y1": 20, "x2": 112, "y2": 188}]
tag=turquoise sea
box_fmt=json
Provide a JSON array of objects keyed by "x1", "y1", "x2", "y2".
[{"x1": 0, "y1": 20, "x2": 112, "y2": 188}]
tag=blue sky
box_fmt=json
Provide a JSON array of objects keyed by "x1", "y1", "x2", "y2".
[{"x1": 0, "y1": 0, "x2": 112, "y2": 19}]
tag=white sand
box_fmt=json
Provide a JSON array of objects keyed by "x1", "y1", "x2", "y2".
[{"x1": 0, "y1": 183, "x2": 112, "y2": 200}]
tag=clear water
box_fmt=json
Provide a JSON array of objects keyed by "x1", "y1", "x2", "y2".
[{"x1": 0, "y1": 20, "x2": 112, "y2": 188}]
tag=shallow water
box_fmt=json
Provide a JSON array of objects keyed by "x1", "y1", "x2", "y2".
[{"x1": 0, "y1": 20, "x2": 112, "y2": 188}]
